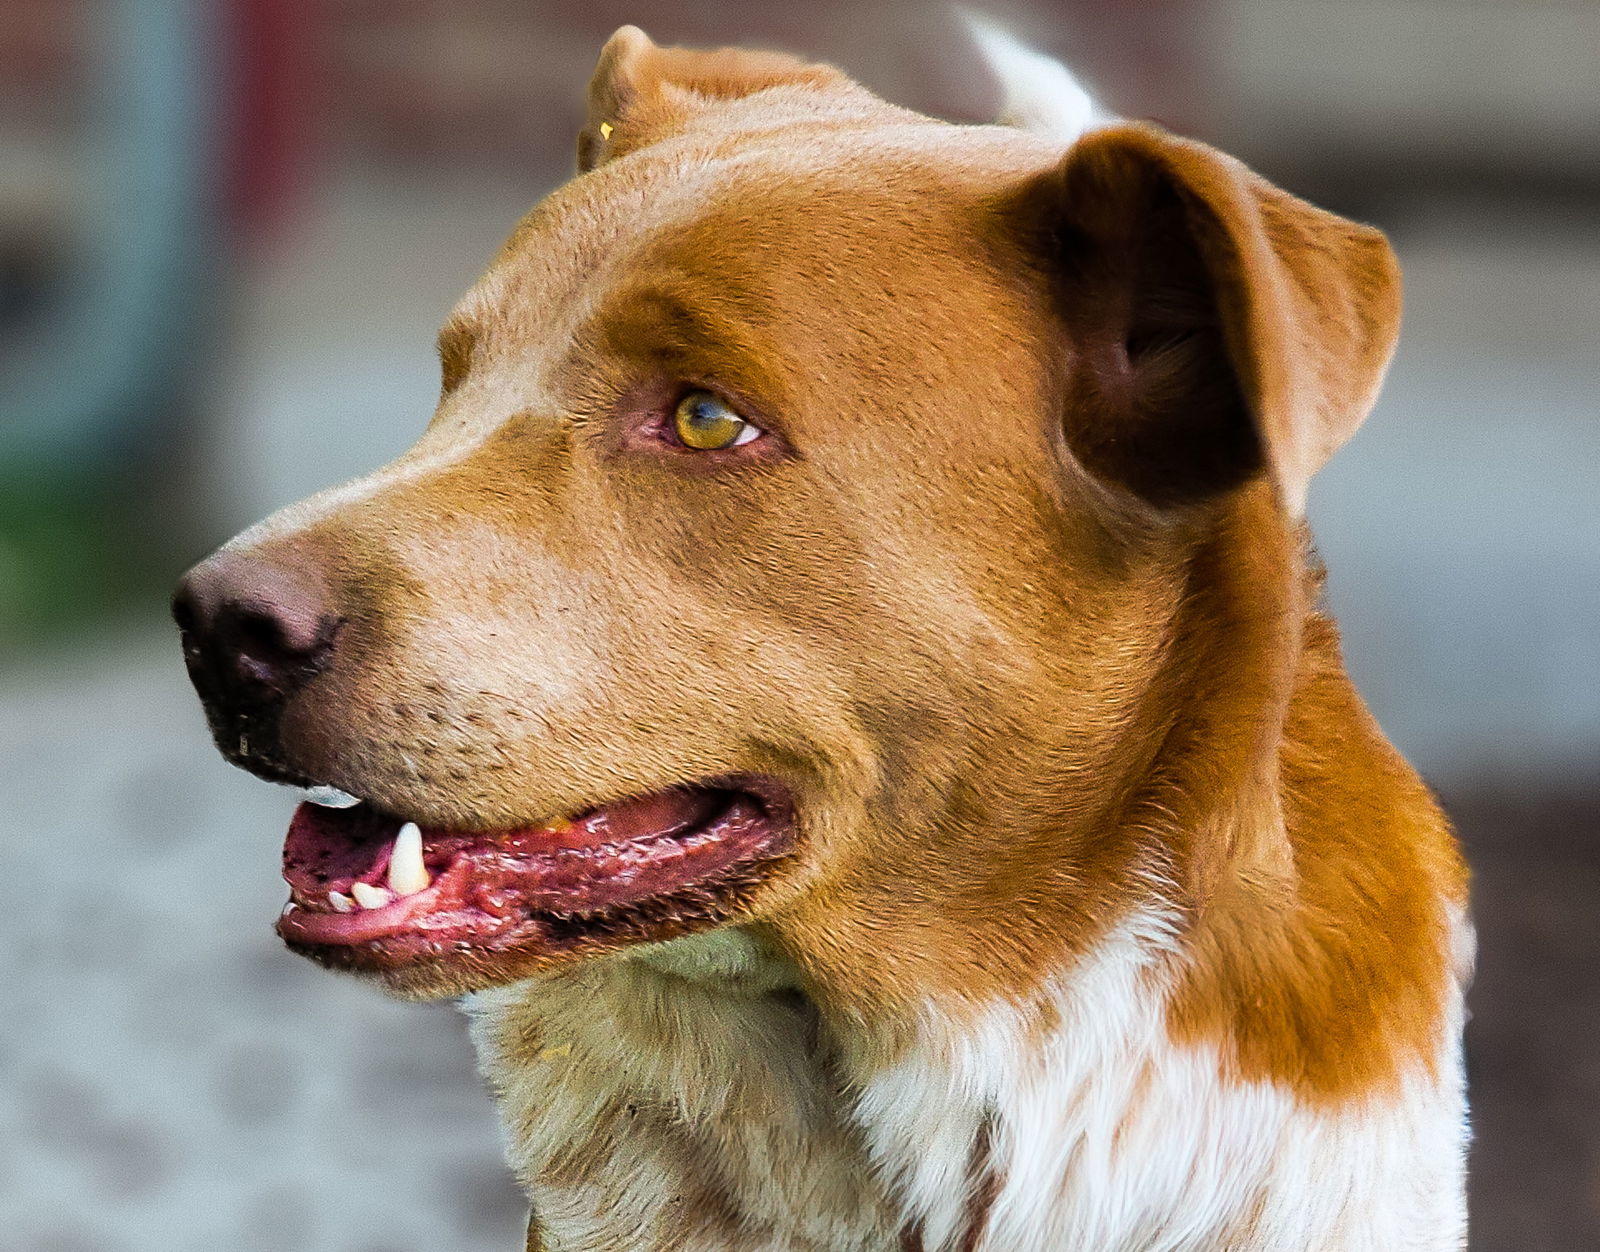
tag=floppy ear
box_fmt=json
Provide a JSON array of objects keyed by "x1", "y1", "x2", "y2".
[
  {"x1": 1012, "y1": 123, "x2": 1401, "y2": 513},
  {"x1": 578, "y1": 25, "x2": 847, "y2": 172}
]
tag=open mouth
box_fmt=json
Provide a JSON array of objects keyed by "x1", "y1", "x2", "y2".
[{"x1": 275, "y1": 778, "x2": 796, "y2": 970}]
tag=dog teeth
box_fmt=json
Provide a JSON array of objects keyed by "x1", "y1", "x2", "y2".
[
  {"x1": 328, "y1": 824, "x2": 427, "y2": 914},
  {"x1": 304, "y1": 785, "x2": 362, "y2": 809},
  {"x1": 350, "y1": 882, "x2": 392, "y2": 910},
  {"x1": 387, "y1": 821, "x2": 430, "y2": 896}
]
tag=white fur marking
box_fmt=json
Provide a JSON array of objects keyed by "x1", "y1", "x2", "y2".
[
  {"x1": 962, "y1": 13, "x2": 1107, "y2": 142},
  {"x1": 853, "y1": 910, "x2": 1470, "y2": 1251}
]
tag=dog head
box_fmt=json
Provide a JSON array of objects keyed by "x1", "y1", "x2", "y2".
[{"x1": 175, "y1": 27, "x2": 1400, "y2": 1002}]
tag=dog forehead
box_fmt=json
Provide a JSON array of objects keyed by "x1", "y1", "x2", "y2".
[{"x1": 460, "y1": 119, "x2": 1056, "y2": 362}]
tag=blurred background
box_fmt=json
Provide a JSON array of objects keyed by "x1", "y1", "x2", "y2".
[{"x1": 1, "y1": 1, "x2": 1595, "y2": 1249}]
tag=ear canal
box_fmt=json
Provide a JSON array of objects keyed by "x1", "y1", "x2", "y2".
[
  {"x1": 578, "y1": 26, "x2": 849, "y2": 173},
  {"x1": 1020, "y1": 124, "x2": 1402, "y2": 513}
]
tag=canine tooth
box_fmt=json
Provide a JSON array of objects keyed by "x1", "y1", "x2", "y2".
[
  {"x1": 304, "y1": 785, "x2": 362, "y2": 809},
  {"x1": 328, "y1": 891, "x2": 354, "y2": 913},
  {"x1": 387, "y1": 821, "x2": 430, "y2": 896},
  {"x1": 351, "y1": 882, "x2": 392, "y2": 910}
]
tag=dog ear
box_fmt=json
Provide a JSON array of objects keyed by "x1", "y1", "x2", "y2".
[
  {"x1": 578, "y1": 26, "x2": 848, "y2": 172},
  {"x1": 1012, "y1": 123, "x2": 1401, "y2": 513}
]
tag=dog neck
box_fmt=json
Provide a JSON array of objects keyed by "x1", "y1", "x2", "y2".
[{"x1": 471, "y1": 900, "x2": 1466, "y2": 1252}]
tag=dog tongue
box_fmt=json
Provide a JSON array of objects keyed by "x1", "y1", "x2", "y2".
[{"x1": 565, "y1": 787, "x2": 717, "y2": 847}]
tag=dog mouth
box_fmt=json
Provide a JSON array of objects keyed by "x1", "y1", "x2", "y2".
[{"x1": 275, "y1": 777, "x2": 796, "y2": 971}]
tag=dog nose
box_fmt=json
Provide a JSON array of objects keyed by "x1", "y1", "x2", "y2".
[{"x1": 173, "y1": 551, "x2": 341, "y2": 703}]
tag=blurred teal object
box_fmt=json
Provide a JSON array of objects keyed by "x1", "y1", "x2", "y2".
[
  {"x1": 0, "y1": 0, "x2": 219, "y2": 466},
  {"x1": 0, "y1": 0, "x2": 222, "y2": 645}
]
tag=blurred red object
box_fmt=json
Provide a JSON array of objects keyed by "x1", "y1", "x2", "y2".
[{"x1": 221, "y1": 0, "x2": 322, "y2": 242}]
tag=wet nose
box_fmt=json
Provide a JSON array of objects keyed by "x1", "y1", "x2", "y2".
[{"x1": 173, "y1": 551, "x2": 341, "y2": 706}]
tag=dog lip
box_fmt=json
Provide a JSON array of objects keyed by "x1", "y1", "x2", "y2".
[
  {"x1": 213, "y1": 735, "x2": 317, "y2": 790},
  {"x1": 275, "y1": 778, "x2": 795, "y2": 953},
  {"x1": 279, "y1": 854, "x2": 484, "y2": 945}
]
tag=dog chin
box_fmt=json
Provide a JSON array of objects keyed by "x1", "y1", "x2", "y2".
[{"x1": 270, "y1": 776, "x2": 800, "y2": 997}]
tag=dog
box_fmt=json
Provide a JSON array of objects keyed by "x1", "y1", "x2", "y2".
[{"x1": 174, "y1": 22, "x2": 1471, "y2": 1251}]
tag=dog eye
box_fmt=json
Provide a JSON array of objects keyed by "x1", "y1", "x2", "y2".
[{"x1": 671, "y1": 391, "x2": 762, "y2": 451}]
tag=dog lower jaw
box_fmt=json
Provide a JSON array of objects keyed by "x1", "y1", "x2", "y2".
[
  {"x1": 290, "y1": 851, "x2": 799, "y2": 998},
  {"x1": 628, "y1": 924, "x2": 807, "y2": 994},
  {"x1": 275, "y1": 781, "x2": 801, "y2": 998}
]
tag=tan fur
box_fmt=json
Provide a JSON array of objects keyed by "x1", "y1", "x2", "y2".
[
  {"x1": 190, "y1": 28, "x2": 1467, "y2": 1250},
  {"x1": 468, "y1": 934, "x2": 901, "y2": 1250}
]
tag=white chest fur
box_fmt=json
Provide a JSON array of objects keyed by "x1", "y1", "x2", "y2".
[
  {"x1": 465, "y1": 920, "x2": 1468, "y2": 1252},
  {"x1": 854, "y1": 914, "x2": 1470, "y2": 1252}
]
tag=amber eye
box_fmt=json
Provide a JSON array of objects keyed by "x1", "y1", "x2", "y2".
[{"x1": 671, "y1": 390, "x2": 761, "y2": 451}]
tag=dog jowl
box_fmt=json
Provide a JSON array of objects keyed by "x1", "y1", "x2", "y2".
[{"x1": 175, "y1": 24, "x2": 1470, "y2": 1252}]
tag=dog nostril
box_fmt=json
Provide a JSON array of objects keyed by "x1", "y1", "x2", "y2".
[
  {"x1": 235, "y1": 608, "x2": 291, "y2": 657},
  {"x1": 220, "y1": 602, "x2": 339, "y2": 688}
]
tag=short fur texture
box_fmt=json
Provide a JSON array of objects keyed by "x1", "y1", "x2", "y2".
[{"x1": 186, "y1": 24, "x2": 1470, "y2": 1251}]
